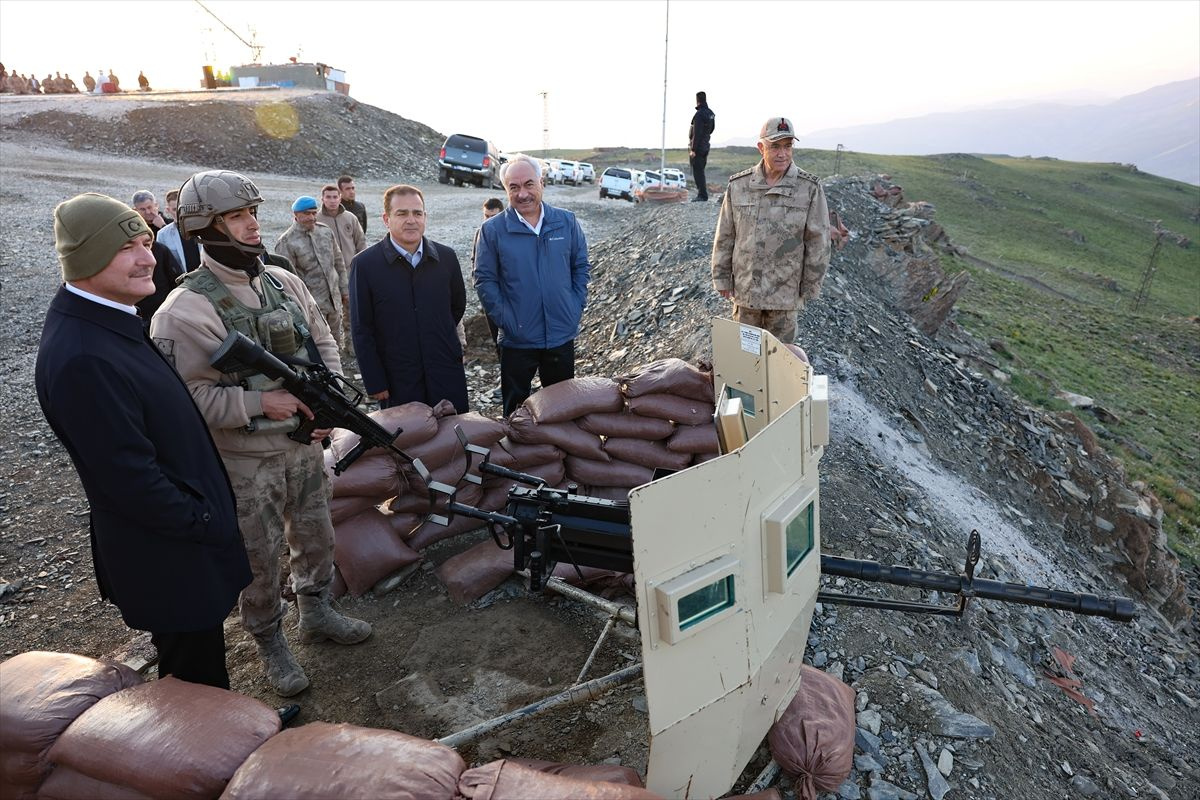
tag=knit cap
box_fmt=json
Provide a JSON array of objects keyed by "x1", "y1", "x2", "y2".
[{"x1": 54, "y1": 193, "x2": 153, "y2": 281}]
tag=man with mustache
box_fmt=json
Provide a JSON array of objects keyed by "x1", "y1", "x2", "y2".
[{"x1": 474, "y1": 155, "x2": 591, "y2": 416}]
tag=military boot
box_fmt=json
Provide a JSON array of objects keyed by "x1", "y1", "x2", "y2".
[
  {"x1": 253, "y1": 626, "x2": 309, "y2": 697},
  {"x1": 297, "y1": 591, "x2": 372, "y2": 645}
]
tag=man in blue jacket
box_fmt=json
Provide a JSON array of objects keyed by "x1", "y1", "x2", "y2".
[
  {"x1": 474, "y1": 155, "x2": 590, "y2": 415},
  {"x1": 35, "y1": 193, "x2": 252, "y2": 688}
]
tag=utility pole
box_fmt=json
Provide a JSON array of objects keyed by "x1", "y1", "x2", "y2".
[
  {"x1": 1132, "y1": 223, "x2": 1165, "y2": 312},
  {"x1": 538, "y1": 91, "x2": 550, "y2": 152},
  {"x1": 834, "y1": 143, "x2": 844, "y2": 176}
]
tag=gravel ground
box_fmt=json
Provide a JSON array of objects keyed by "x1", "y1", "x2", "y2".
[{"x1": 1, "y1": 130, "x2": 1197, "y2": 800}]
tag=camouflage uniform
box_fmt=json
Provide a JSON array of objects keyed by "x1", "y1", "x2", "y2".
[
  {"x1": 274, "y1": 221, "x2": 345, "y2": 348},
  {"x1": 150, "y1": 254, "x2": 341, "y2": 638},
  {"x1": 711, "y1": 161, "x2": 831, "y2": 343}
]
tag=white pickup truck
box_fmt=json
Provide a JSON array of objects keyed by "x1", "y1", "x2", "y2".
[{"x1": 599, "y1": 167, "x2": 636, "y2": 202}]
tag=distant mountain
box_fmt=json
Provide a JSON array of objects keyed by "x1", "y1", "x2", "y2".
[{"x1": 794, "y1": 78, "x2": 1200, "y2": 185}]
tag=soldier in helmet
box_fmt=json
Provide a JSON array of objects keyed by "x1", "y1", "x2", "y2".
[
  {"x1": 711, "y1": 116, "x2": 831, "y2": 343},
  {"x1": 149, "y1": 170, "x2": 371, "y2": 698}
]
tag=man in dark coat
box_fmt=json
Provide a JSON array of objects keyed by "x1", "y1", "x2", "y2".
[
  {"x1": 350, "y1": 184, "x2": 468, "y2": 413},
  {"x1": 689, "y1": 90, "x2": 716, "y2": 201},
  {"x1": 35, "y1": 193, "x2": 252, "y2": 689}
]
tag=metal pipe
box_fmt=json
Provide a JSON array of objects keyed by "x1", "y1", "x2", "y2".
[
  {"x1": 543, "y1": 576, "x2": 638, "y2": 626},
  {"x1": 437, "y1": 664, "x2": 644, "y2": 749},
  {"x1": 575, "y1": 617, "x2": 617, "y2": 684},
  {"x1": 746, "y1": 759, "x2": 781, "y2": 794}
]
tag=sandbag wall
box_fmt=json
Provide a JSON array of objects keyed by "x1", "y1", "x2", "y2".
[
  {"x1": 0, "y1": 651, "x2": 660, "y2": 800},
  {"x1": 324, "y1": 359, "x2": 719, "y2": 598}
]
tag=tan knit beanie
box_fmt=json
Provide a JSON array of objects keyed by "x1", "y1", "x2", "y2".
[{"x1": 54, "y1": 193, "x2": 153, "y2": 281}]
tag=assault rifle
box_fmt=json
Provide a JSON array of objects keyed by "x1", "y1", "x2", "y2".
[
  {"x1": 209, "y1": 331, "x2": 433, "y2": 482},
  {"x1": 427, "y1": 428, "x2": 1135, "y2": 622}
]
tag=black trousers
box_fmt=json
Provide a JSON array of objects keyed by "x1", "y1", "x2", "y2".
[
  {"x1": 500, "y1": 340, "x2": 575, "y2": 416},
  {"x1": 690, "y1": 150, "x2": 710, "y2": 199},
  {"x1": 151, "y1": 626, "x2": 230, "y2": 689},
  {"x1": 485, "y1": 313, "x2": 501, "y2": 362}
]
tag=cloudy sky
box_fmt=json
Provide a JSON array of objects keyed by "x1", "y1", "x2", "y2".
[{"x1": 1, "y1": 0, "x2": 1196, "y2": 151}]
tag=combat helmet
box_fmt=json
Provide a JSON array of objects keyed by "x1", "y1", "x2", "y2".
[
  {"x1": 176, "y1": 169, "x2": 266, "y2": 262},
  {"x1": 176, "y1": 170, "x2": 264, "y2": 240}
]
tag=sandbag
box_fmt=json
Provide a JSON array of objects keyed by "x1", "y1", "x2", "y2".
[
  {"x1": 407, "y1": 510, "x2": 487, "y2": 551},
  {"x1": 620, "y1": 358, "x2": 714, "y2": 403},
  {"x1": 692, "y1": 452, "x2": 719, "y2": 466},
  {"x1": 388, "y1": 512, "x2": 424, "y2": 540},
  {"x1": 46, "y1": 677, "x2": 280, "y2": 799},
  {"x1": 767, "y1": 665, "x2": 856, "y2": 800},
  {"x1": 333, "y1": 508, "x2": 422, "y2": 597},
  {"x1": 783, "y1": 343, "x2": 809, "y2": 363},
  {"x1": 329, "y1": 495, "x2": 380, "y2": 525},
  {"x1": 0, "y1": 652, "x2": 142, "y2": 800},
  {"x1": 328, "y1": 402, "x2": 438, "y2": 462},
  {"x1": 508, "y1": 409, "x2": 608, "y2": 461},
  {"x1": 430, "y1": 399, "x2": 458, "y2": 418},
  {"x1": 523, "y1": 377, "x2": 624, "y2": 424},
  {"x1": 220, "y1": 721, "x2": 465, "y2": 800},
  {"x1": 496, "y1": 438, "x2": 564, "y2": 469},
  {"x1": 329, "y1": 451, "x2": 402, "y2": 499},
  {"x1": 565, "y1": 456, "x2": 655, "y2": 489},
  {"x1": 390, "y1": 480, "x2": 482, "y2": 515},
  {"x1": 626, "y1": 393, "x2": 714, "y2": 426},
  {"x1": 407, "y1": 413, "x2": 507, "y2": 468},
  {"x1": 436, "y1": 538, "x2": 514, "y2": 604},
  {"x1": 665, "y1": 423, "x2": 720, "y2": 455},
  {"x1": 329, "y1": 567, "x2": 348, "y2": 599},
  {"x1": 602, "y1": 438, "x2": 692, "y2": 471},
  {"x1": 457, "y1": 760, "x2": 662, "y2": 800},
  {"x1": 577, "y1": 412, "x2": 676, "y2": 441},
  {"x1": 35, "y1": 766, "x2": 151, "y2": 799},
  {"x1": 508, "y1": 758, "x2": 644, "y2": 787}
]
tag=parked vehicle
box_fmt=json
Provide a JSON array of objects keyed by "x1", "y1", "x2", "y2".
[
  {"x1": 662, "y1": 168, "x2": 687, "y2": 189},
  {"x1": 579, "y1": 162, "x2": 596, "y2": 183},
  {"x1": 438, "y1": 134, "x2": 501, "y2": 188},
  {"x1": 558, "y1": 160, "x2": 581, "y2": 185},
  {"x1": 599, "y1": 167, "x2": 636, "y2": 202},
  {"x1": 545, "y1": 159, "x2": 564, "y2": 185}
]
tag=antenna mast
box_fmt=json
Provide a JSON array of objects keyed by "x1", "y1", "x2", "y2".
[
  {"x1": 538, "y1": 91, "x2": 550, "y2": 152},
  {"x1": 660, "y1": 0, "x2": 669, "y2": 175}
]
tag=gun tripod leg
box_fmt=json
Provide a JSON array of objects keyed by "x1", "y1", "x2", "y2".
[{"x1": 575, "y1": 616, "x2": 617, "y2": 685}]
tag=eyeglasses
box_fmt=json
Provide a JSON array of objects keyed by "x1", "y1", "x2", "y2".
[{"x1": 764, "y1": 140, "x2": 794, "y2": 153}]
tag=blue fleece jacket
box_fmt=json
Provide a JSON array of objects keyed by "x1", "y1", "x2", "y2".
[{"x1": 474, "y1": 203, "x2": 590, "y2": 349}]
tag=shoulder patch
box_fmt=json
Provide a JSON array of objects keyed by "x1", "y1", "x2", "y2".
[
  {"x1": 795, "y1": 168, "x2": 820, "y2": 184},
  {"x1": 152, "y1": 337, "x2": 176, "y2": 366},
  {"x1": 728, "y1": 167, "x2": 754, "y2": 182}
]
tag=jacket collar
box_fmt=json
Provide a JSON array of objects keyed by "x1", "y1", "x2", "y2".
[
  {"x1": 382, "y1": 236, "x2": 438, "y2": 265},
  {"x1": 201, "y1": 252, "x2": 259, "y2": 285},
  {"x1": 502, "y1": 204, "x2": 562, "y2": 234},
  {"x1": 750, "y1": 161, "x2": 797, "y2": 190},
  {"x1": 50, "y1": 284, "x2": 145, "y2": 343}
]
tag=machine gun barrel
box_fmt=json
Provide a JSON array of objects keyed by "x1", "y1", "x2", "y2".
[
  {"x1": 209, "y1": 331, "x2": 425, "y2": 479},
  {"x1": 819, "y1": 535, "x2": 1135, "y2": 622}
]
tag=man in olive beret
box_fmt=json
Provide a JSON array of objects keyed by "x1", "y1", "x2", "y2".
[{"x1": 35, "y1": 193, "x2": 252, "y2": 689}]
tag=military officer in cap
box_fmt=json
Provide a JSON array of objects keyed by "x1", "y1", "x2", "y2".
[{"x1": 711, "y1": 116, "x2": 831, "y2": 343}]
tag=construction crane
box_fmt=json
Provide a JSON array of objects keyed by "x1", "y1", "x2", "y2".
[{"x1": 194, "y1": 0, "x2": 264, "y2": 63}]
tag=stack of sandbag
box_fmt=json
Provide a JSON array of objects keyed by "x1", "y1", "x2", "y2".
[
  {"x1": 0, "y1": 651, "x2": 142, "y2": 799},
  {"x1": 767, "y1": 665, "x2": 856, "y2": 800},
  {"x1": 458, "y1": 759, "x2": 662, "y2": 799},
  {"x1": 37, "y1": 676, "x2": 279, "y2": 799},
  {"x1": 221, "y1": 722, "x2": 465, "y2": 800}
]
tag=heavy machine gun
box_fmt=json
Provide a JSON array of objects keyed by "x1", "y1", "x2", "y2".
[
  {"x1": 209, "y1": 331, "x2": 434, "y2": 481},
  {"x1": 426, "y1": 428, "x2": 1135, "y2": 623}
]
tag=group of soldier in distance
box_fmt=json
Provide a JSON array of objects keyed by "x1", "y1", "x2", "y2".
[{"x1": 34, "y1": 99, "x2": 831, "y2": 718}]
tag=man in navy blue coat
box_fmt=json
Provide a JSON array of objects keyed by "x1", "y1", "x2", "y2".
[
  {"x1": 474, "y1": 155, "x2": 590, "y2": 415},
  {"x1": 35, "y1": 193, "x2": 251, "y2": 688},
  {"x1": 350, "y1": 184, "x2": 468, "y2": 413}
]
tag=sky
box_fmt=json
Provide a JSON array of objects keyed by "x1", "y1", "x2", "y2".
[{"x1": 1, "y1": 0, "x2": 1197, "y2": 152}]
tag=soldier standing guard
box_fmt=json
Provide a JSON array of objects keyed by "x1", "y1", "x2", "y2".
[
  {"x1": 150, "y1": 170, "x2": 371, "y2": 698},
  {"x1": 274, "y1": 195, "x2": 347, "y2": 351},
  {"x1": 711, "y1": 116, "x2": 832, "y2": 343}
]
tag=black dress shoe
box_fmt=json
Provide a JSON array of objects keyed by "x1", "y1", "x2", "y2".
[
  {"x1": 277, "y1": 704, "x2": 301, "y2": 726},
  {"x1": 691, "y1": 196, "x2": 709, "y2": 202}
]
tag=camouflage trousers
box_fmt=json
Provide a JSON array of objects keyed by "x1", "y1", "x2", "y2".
[
  {"x1": 223, "y1": 446, "x2": 335, "y2": 637},
  {"x1": 311, "y1": 289, "x2": 344, "y2": 352},
  {"x1": 732, "y1": 304, "x2": 797, "y2": 343}
]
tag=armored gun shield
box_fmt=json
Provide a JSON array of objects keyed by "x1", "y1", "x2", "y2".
[{"x1": 632, "y1": 318, "x2": 829, "y2": 798}]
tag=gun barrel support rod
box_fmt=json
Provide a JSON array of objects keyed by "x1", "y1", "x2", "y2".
[
  {"x1": 534, "y1": 575, "x2": 638, "y2": 626},
  {"x1": 436, "y1": 664, "x2": 643, "y2": 749},
  {"x1": 575, "y1": 616, "x2": 617, "y2": 684}
]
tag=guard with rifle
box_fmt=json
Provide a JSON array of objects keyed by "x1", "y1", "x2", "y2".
[{"x1": 150, "y1": 170, "x2": 371, "y2": 699}]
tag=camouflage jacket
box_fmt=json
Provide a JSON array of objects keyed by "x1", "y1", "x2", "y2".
[
  {"x1": 711, "y1": 161, "x2": 831, "y2": 310},
  {"x1": 274, "y1": 222, "x2": 345, "y2": 306}
]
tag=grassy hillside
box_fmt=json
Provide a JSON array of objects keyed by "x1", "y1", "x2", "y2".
[{"x1": 543, "y1": 146, "x2": 1200, "y2": 559}]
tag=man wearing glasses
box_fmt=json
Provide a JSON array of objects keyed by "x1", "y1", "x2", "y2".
[{"x1": 711, "y1": 117, "x2": 831, "y2": 343}]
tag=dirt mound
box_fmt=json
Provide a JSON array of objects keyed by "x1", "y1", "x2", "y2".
[{"x1": 2, "y1": 90, "x2": 443, "y2": 181}]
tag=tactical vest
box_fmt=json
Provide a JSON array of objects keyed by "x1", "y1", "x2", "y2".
[{"x1": 180, "y1": 266, "x2": 313, "y2": 435}]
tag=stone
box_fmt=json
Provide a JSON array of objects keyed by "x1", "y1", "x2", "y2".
[
  {"x1": 988, "y1": 643, "x2": 1038, "y2": 688},
  {"x1": 855, "y1": 753, "x2": 884, "y2": 773},
  {"x1": 937, "y1": 747, "x2": 953, "y2": 776},
  {"x1": 1059, "y1": 479, "x2": 1089, "y2": 502},
  {"x1": 1147, "y1": 764, "x2": 1177, "y2": 791},
  {"x1": 917, "y1": 745, "x2": 952, "y2": 800},
  {"x1": 859, "y1": 708, "x2": 883, "y2": 735},
  {"x1": 1056, "y1": 390, "x2": 1095, "y2": 408},
  {"x1": 855, "y1": 728, "x2": 885, "y2": 764},
  {"x1": 914, "y1": 668, "x2": 939, "y2": 689},
  {"x1": 903, "y1": 682, "x2": 996, "y2": 740},
  {"x1": 838, "y1": 779, "x2": 863, "y2": 799},
  {"x1": 1070, "y1": 775, "x2": 1101, "y2": 796},
  {"x1": 867, "y1": 777, "x2": 918, "y2": 800}
]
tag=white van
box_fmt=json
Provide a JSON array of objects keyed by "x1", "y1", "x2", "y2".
[
  {"x1": 599, "y1": 166, "x2": 636, "y2": 202},
  {"x1": 662, "y1": 168, "x2": 686, "y2": 189}
]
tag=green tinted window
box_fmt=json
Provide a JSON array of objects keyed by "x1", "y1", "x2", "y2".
[
  {"x1": 786, "y1": 504, "x2": 814, "y2": 576},
  {"x1": 678, "y1": 576, "x2": 736, "y2": 630}
]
